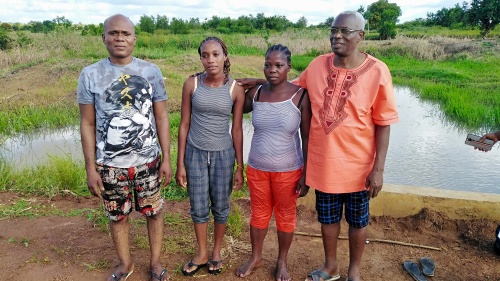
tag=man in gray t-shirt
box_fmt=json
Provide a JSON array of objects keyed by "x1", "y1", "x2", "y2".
[{"x1": 77, "y1": 14, "x2": 171, "y2": 281}]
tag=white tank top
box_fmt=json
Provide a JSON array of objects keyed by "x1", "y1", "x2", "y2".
[{"x1": 247, "y1": 86, "x2": 305, "y2": 172}]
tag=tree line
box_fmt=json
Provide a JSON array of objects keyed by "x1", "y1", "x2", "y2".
[{"x1": 402, "y1": 0, "x2": 499, "y2": 37}]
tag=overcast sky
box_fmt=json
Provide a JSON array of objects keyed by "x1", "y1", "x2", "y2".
[{"x1": 2, "y1": 0, "x2": 461, "y2": 26}]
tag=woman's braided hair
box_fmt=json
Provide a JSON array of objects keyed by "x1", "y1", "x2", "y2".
[
  {"x1": 197, "y1": 36, "x2": 231, "y2": 84},
  {"x1": 265, "y1": 44, "x2": 292, "y2": 64}
]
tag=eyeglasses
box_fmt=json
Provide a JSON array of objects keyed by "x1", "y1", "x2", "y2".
[{"x1": 330, "y1": 27, "x2": 363, "y2": 36}]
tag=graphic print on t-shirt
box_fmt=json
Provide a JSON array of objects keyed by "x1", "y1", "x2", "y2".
[{"x1": 96, "y1": 74, "x2": 157, "y2": 166}]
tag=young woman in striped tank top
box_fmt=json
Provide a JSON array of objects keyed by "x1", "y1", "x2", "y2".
[
  {"x1": 235, "y1": 44, "x2": 312, "y2": 281},
  {"x1": 176, "y1": 37, "x2": 245, "y2": 276}
]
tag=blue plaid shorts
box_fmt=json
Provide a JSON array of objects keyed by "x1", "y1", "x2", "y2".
[
  {"x1": 315, "y1": 189, "x2": 370, "y2": 228},
  {"x1": 185, "y1": 143, "x2": 235, "y2": 224}
]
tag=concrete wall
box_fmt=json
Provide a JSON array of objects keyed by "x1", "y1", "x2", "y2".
[{"x1": 298, "y1": 184, "x2": 500, "y2": 221}]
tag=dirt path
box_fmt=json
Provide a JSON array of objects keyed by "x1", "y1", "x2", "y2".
[{"x1": 0, "y1": 192, "x2": 499, "y2": 281}]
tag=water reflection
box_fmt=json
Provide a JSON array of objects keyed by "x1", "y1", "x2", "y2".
[
  {"x1": 1, "y1": 87, "x2": 499, "y2": 194},
  {"x1": 387, "y1": 87, "x2": 500, "y2": 194},
  {"x1": 1, "y1": 126, "x2": 82, "y2": 167}
]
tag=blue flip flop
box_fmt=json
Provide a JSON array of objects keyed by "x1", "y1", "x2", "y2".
[
  {"x1": 150, "y1": 268, "x2": 169, "y2": 281},
  {"x1": 306, "y1": 269, "x2": 341, "y2": 281},
  {"x1": 419, "y1": 257, "x2": 435, "y2": 277},
  {"x1": 403, "y1": 260, "x2": 427, "y2": 281}
]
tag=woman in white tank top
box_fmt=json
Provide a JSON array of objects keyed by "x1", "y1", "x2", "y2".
[{"x1": 236, "y1": 44, "x2": 312, "y2": 281}]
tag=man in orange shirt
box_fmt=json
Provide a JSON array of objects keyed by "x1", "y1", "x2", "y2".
[
  {"x1": 298, "y1": 11, "x2": 399, "y2": 281},
  {"x1": 238, "y1": 10, "x2": 398, "y2": 281}
]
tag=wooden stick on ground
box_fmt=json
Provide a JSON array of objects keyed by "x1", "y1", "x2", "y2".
[{"x1": 294, "y1": 231, "x2": 442, "y2": 251}]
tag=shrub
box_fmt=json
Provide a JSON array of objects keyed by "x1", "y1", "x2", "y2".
[
  {"x1": 16, "y1": 31, "x2": 33, "y2": 47},
  {"x1": 0, "y1": 29, "x2": 13, "y2": 50}
]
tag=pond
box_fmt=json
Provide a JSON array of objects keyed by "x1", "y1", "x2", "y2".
[
  {"x1": 387, "y1": 87, "x2": 499, "y2": 194},
  {"x1": 1, "y1": 87, "x2": 499, "y2": 194},
  {"x1": 0, "y1": 126, "x2": 82, "y2": 168}
]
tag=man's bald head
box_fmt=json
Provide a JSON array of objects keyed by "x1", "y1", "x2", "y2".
[
  {"x1": 104, "y1": 14, "x2": 135, "y2": 34},
  {"x1": 102, "y1": 14, "x2": 136, "y2": 65}
]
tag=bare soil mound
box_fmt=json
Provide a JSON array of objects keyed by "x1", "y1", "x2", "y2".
[{"x1": 0, "y1": 192, "x2": 499, "y2": 281}]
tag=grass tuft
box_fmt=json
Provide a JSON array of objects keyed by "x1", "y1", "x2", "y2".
[{"x1": 226, "y1": 204, "x2": 244, "y2": 239}]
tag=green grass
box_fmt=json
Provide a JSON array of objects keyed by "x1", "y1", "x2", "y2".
[
  {"x1": 133, "y1": 233, "x2": 150, "y2": 249},
  {"x1": 82, "y1": 259, "x2": 111, "y2": 272},
  {"x1": 0, "y1": 105, "x2": 80, "y2": 137},
  {"x1": 0, "y1": 197, "x2": 97, "y2": 221},
  {"x1": 169, "y1": 112, "x2": 180, "y2": 140},
  {"x1": 231, "y1": 186, "x2": 249, "y2": 199},
  {"x1": 0, "y1": 199, "x2": 51, "y2": 219},
  {"x1": 8, "y1": 237, "x2": 30, "y2": 248},
  {"x1": 226, "y1": 204, "x2": 244, "y2": 238},
  {"x1": 0, "y1": 155, "x2": 88, "y2": 197},
  {"x1": 385, "y1": 55, "x2": 500, "y2": 129},
  {"x1": 0, "y1": 156, "x2": 13, "y2": 187},
  {"x1": 397, "y1": 26, "x2": 500, "y2": 39},
  {"x1": 292, "y1": 55, "x2": 316, "y2": 72},
  {"x1": 85, "y1": 207, "x2": 109, "y2": 232},
  {"x1": 162, "y1": 184, "x2": 188, "y2": 201}
]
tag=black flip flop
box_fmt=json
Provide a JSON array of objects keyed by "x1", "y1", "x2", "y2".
[
  {"x1": 419, "y1": 257, "x2": 435, "y2": 277},
  {"x1": 403, "y1": 260, "x2": 427, "y2": 281},
  {"x1": 181, "y1": 260, "x2": 207, "y2": 276},
  {"x1": 207, "y1": 259, "x2": 223, "y2": 275}
]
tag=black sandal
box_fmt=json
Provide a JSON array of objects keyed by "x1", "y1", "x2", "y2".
[
  {"x1": 150, "y1": 268, "x2": 169, "y2": 281},
  {"x1": 181, "y1": 260, "x2": 207, "y2": 276},
  {"x1": 207, "y1": 259, "x2": 223, "y2": 275}
]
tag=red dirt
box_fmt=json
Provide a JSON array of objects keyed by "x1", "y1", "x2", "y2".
[{"x1": 0, "y1": 192, "x2": 499, "y2": 281}]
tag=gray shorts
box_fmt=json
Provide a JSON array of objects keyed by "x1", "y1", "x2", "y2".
[{"x1": 185, "y1": 143, "x2": 235, "y2": 224}]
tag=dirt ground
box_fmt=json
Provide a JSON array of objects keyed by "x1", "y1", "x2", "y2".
[{"x1": 0, "y1": 191, "x2": 499, "y2": 281}]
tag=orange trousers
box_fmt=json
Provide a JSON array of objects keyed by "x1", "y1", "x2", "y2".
[{"x1": 246, "y1": 166, "x2": 302, "y2": 232}]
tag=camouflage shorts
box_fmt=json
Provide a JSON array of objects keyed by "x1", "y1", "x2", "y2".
[{"x1": 96, "y1": 157, "x2": 163, "y2": 221}]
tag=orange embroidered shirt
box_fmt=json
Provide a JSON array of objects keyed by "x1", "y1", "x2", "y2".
[{"x1": 294, "y1": 52, "x2": 399, "y2": 193}]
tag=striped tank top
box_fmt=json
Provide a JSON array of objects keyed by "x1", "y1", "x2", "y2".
[
  {"x1": 248, "y1": 86, "x2": 304, "y2": 172},
  {"x1": 187, "y1": 75, "x2": 235, "y2": 151}
]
